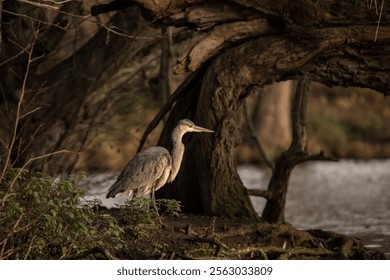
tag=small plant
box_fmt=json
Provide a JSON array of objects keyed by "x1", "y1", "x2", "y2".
[
  {"x1": 118, "y1": 198, "x2": 182, "y2": 226},
  {"x1": 118, "y1": 198, "x2": 156, "y2": 226},
  {"x1": 0, "y1": 169, "x2": 124, "y2": 259},
  {"x1": 156, "y1": 199, "x2": 182, "y2": 217}
]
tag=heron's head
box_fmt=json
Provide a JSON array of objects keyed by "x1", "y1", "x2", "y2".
[{"x1": 177, "y1": 119, "x2": 214, "y2": 134}]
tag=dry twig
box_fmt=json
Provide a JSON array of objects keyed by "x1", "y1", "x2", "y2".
[{"x1": 0, "y1": 25, "x2": 38, "y2": 180}]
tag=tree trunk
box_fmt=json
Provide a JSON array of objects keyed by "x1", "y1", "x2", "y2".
[
  {"x1": 157, "y1": 63, "x2": 259, "y2": 220},
  {"x1": 253, "y1": 81, "x2": 293, "y2": 158},
  {"x1": 193, "y1": 64, "x2": 258, "y2": 219},
  {"x1": 261, "y1": 80, "x2": 336, "y2": 223},
  {"x1": 262, "y1": 80, "x2": 310, "y2": 222}
]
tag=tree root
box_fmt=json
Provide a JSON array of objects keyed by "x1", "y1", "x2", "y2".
[
  {"x1": 173, "y1": 221, "x2": 382, "y2": 260},
  {"x1": 63, "y1": 246, "x2": 116, "y2": 260},
  {"x1": 185, "y1": 236, "x2": 229, "y2": 257},
  {"x1": 179, "y1": 238, "x2": 339, "y2": 260},
  {"x1": 110, "y1": 211, "x2": 385, "y2": 260}
]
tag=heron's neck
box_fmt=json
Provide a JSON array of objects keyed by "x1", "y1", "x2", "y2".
[{"x1": 169, "y1": 127, "x2": 186, "y2": 182}]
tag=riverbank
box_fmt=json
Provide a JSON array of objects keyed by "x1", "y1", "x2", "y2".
[
  {"x1": 80, "y1": 159, "x2": 390, "y2": 259},
  {"x1": 98, "y1": 208, "x2": 385, "y2": 260}
]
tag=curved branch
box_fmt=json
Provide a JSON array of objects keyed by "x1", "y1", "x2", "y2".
[
  {"x1": 276, "y1": 38, "x2": 344, "y2": 71},
  {"x1": 174, "y1": 19, "x2": 273, "y2": 74},
  {"x1": 167, "y1": 2, "x2": 261, "y2": 28},
  {"x1": 136, "y1": 67, "x2": 204, "y2": 152},
  {"x1": 120, "y1": 0, "x2": 390, "y2": 28}
]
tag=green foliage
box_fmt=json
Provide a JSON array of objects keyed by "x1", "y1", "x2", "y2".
[
  {"x1": 0, "y1": 169, "x2": 124, "y2": 259},
  {"x1": 118, "y1": 198, "x2": 182, "y2": 226},
  {"x1": 118, "y1": 198, "x2": 156, "y2": 226},
  {"x1": 156, "y1": 199, "x2": 182, "y2": 217}
]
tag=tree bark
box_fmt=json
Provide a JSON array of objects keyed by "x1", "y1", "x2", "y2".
[
  {"x1": 126, "y1": 0, "x2": 390, "y2": 96},
  {"x1": 129, "y1": 0, "x2": 390, "y2": 220},
  {"x1": 157, "y1": 62, "x2": 258, "y2": 219}
]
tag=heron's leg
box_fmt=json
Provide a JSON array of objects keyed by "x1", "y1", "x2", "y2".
[{"x1": 151, "y1": 187, "x2": 162, "y2": 226}]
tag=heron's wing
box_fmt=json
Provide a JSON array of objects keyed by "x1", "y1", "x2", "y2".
[{"x1": 106, "y1": 147, "x2": 172, "y2": 198}]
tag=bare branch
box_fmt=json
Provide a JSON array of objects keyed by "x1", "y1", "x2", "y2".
[
  {"x1": 0, "y1": 213, "x2": 25, "y2": 257},
  {"x1": 2, "y1": 5, "x2": 156, "y2": 41},
  {"x1": 18, "y1": 107, "x2": 43, "y2": 120},
  {"x1": 17, "y1": 0, "x2": 63, "y2": 10},
  {"x1": 247, "y1": 189, "x2": 273, "y2": 199},
  {"x1": 8, "y1": 150, "x2": 73, "y2": 190},
  {"x1": 303, "y1": 150, "x2": 338, "y2": 162},
  {"x1": 0, "y1": 25, "x2": 38, "y2": 180},
  {"x1": 23, "y1": 236, "x2": 36, "y2": 260},
  {"x1": 375, "y1": 0, "x2": 385, "y2": 41},
  {"x1": 12, "y1": 124, "x2": 44, "y2": 165},
  {"x1": 1, "y1": 9, "x2": 76, "y2": 32}
]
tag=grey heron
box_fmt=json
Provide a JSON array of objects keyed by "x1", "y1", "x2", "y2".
[{"x1": 106, "y1": 119, "x2": 214, "y2": 219}]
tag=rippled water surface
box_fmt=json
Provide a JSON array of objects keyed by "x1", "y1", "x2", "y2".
[
  {"x1": 239, "y1": 159, "x2": 390, "y2": 259},
  {"x1": 81, "y1": 159, "x2": 390, "y2": 258}
]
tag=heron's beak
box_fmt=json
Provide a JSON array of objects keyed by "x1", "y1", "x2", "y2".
[{"x1": 193, "y1": 125, "x2": 214, "y2": 133}]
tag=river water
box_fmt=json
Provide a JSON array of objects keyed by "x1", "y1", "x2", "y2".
[
  {"x1": 239, "y1": 159, "x2": 390, "y2": 259},
  {"x1": 80, "y1": 159, "x2": 390, "y2": 259}
]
